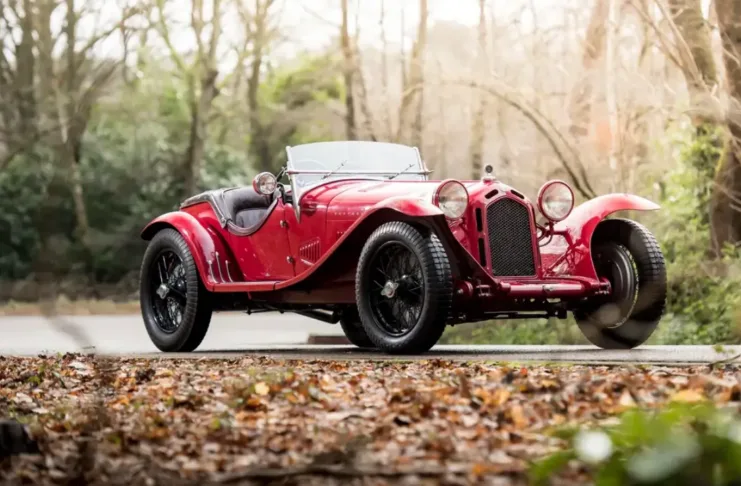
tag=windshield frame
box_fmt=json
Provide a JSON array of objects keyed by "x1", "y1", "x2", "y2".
[{"x1": 284, "y1": 141, "x2": 430, "y2": 221}]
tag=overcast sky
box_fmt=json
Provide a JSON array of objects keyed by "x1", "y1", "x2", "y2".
[
  {"x1": 87, "y1": 0, "x2": 553, "y2": 69},
  {"x1": 86, "y1": 0, "x2": 715, "y2": 72}
]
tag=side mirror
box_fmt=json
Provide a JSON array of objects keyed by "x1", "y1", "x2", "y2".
[{"x1": 253, "y1": 172, "x2": 278, "y2": 195}]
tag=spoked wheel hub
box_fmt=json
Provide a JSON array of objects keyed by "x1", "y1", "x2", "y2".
[
  {"x1": 367, "y1": 242, "x2": 425, "y2": 337},
  {"x1": 149, "y1": 250, "x2": 188, "y2": 334},
  {"x1": 589, "y1": 243, "x2": 638, "y2": 328}
]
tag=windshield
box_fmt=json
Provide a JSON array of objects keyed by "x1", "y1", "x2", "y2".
[{"x1": 286, "y1": 141, "x2": 427, "y2": 191}]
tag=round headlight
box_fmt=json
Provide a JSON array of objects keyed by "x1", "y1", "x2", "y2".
[
  {"x1": 537, "y1": 180, "x2": 574, "y2": 222},
  {"x1": 253, "y1": 172, "x2": 277, "y2": 195},
  {"x1": 434, "y1": 180, "x2": 469, "y2": 219}
]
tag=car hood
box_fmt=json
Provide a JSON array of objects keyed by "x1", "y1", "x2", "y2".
[{"x1": 325, "y1": 180, "x2": 444, "y2": 207}]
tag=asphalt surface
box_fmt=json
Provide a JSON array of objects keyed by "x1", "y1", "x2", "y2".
[
  {"x1": 0, "y1": 313, "x2": 738, "y2": 364},
  {"x1": 0, "y1": 312, "x2": 344, "y2": 355}
]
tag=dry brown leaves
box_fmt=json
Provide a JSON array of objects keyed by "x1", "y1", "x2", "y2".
[{"x1": 1, "y1": 355, "x2": 741, "y2": 485}]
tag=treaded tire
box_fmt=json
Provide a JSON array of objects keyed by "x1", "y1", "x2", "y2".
[
  {"x1": 355, "y1": 222, "x2": 453, "y2": 354},
  {"x1": 140, "y1": 228, "x2": 213, "y2": 352},
  {"x1": 339, "y1": 307, "x2": 375, "y2": 348},
  {"x1": 574, "y1": 218, "x2": 667, "y2": 349}
]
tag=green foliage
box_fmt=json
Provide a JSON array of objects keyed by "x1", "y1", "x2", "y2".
[
  {"x1": 250, "y1": 53, "x2": 344, "y2": 173},
  {"x1": 0, "y1": 47, "x2": 352, "y2": 294},
  {"x1": 444, "y1": 123, "x2": 741, "y2": 346},
  {"x1": 0, "y1": 109, "x2": 250, "y2": 289},
  {"x1": 440, "y1": 318, "x2": 588, "y2": 345},
  {"x1": 0, "y1": 148, "x2": 65, "y2": 279},
  {"x1": 651, "y1": 124, "x2": 741, "y2": 344},
  {"x1": 531, "y1": 403, "x2": 741, "y2": 485}
]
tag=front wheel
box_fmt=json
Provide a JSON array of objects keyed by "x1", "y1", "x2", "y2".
[
  {"x1": 355, "y1": 222, "x2": 453, "y2": 354},
  {"x1": 140, "y1": 229, "x2": 213, "y2": 352},
  {"x1": 574, "y1": 219, "x2": 667, "y2": 349}
]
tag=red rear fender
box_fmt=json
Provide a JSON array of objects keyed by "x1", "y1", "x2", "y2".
[
  {"x1": 141, "y1": 211, "x2": 237, "y2": 290},
  {"x1": 542, "y1": 194, "x2": 660, "y2": 279}
]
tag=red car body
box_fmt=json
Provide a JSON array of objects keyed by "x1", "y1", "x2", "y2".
[{"x1": 141, "y1": 171, "x2": 659, "y2": 324}]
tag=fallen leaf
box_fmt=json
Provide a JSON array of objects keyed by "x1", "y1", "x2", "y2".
[
  {"x1": 619, "y1": 390, "x2": 637, "y2": 408},
  {"x1": 12, "y1": 392, "x2": 33, "y2": 404},
  {"x1": 671, "y1": 389, "x2": 705, "y2": 403},
  {"x1": 509, "y1": 405, "x2": 528, "y2": 428},
  {"x1": 254, "y1": 382, "x2": 269, "y2": 396}
]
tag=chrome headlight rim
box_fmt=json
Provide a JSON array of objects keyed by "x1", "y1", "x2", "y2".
[
  {"x1": 252, "y1": 172, "x2": 278, "y2": 195},
  {"x1": 537, "y1": 180, "x2": 574, "y2": 222},
  {"x1": 433, "y1": 179, "x2": 469, "y2": 220}
]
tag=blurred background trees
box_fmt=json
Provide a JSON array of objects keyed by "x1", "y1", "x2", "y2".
[{"x1": 0, "y1": 0, "x2": 739, "y2": 343}]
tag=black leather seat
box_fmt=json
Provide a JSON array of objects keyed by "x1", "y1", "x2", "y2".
[{"x1": 220, "y1": 187, "x2": 276, "y2": 230}]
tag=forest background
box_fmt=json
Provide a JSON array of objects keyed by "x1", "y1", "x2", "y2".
[{"x1": 0, "y1": 0, "x2": 740, "y2": 345}]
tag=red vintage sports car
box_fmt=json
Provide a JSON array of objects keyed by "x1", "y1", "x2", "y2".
[{"x1": 139, "y1": 141, "x2": 667, "y2": 354}]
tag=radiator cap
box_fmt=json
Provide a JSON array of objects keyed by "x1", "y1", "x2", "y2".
[{"x1": 482, "y1": 164, "x2": 495, "y2": 183}]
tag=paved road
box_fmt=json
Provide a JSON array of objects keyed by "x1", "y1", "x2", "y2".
[
  {"x1": 0, "y1": 312, "x2": 344, "y2": 355},
  {"x1": 1, "y1": 313, "x2": 739, "y2": 364}
]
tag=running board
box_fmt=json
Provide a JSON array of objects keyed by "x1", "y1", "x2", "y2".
[{"x1": 294, "y1": 310, "x2": 341, "y2": 324}]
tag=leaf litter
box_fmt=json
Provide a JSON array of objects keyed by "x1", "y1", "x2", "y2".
[{"x1": 1, "y1": 354, "x2": 741, "y2": 485}]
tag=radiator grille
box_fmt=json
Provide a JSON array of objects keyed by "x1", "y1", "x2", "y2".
[{"x1": 486, "y1": 198, "x2": 536, "y2": 276}]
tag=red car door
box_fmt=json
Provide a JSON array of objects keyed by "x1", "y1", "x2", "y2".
[{"x1": 227, "y1": 201, "x2": 296, "y2": 281}]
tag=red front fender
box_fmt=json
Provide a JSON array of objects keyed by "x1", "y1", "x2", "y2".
[
  {"x1": 542, "y1": 194, "x2": 660, "y2": 279},
  {"x1": 141, "y1": 211, "x2": 232, "y2": 290},
  {"x1": 370, "y1": 195, "x2": 446, "y2": 217},
  {"x1": 268, "y1": 196, "x2": 467, "y2": 291}
]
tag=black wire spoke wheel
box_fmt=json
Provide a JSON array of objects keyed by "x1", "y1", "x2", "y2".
[
  {"x1": 356, "y1": 222, "x2": 452, "y2": 355},
  {"x1": 140, "y1": 229, "x2": 213, "y2": 352},
  {"x1": 338, "y1": 306, "x2": 375, "y2": 348},
  {"x1": 367, "y1": 242, "x2": 425, "y2": 336},
  {"x1": 587, "y1": 243, "x2": 638, "y2": 329},
  {"x1": 149, "y1": 250, "x2": 188, "y2": 334},
  {"x1": 574, "y1": 219, "x2": 667, "y2": 350}
]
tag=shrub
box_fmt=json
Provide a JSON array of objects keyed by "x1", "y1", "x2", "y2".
[{"x1": 531, "y1": 402, "x2": 741, "y2": 485}]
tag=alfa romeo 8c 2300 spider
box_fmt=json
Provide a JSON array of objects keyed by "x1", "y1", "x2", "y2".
[{"x1": 139, "y1": 141, "x2": 667, "y2": 354}]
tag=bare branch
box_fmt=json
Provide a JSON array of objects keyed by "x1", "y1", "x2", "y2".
[{"x1": 154, "y1": 0, "x2": 188, "y2": 73}]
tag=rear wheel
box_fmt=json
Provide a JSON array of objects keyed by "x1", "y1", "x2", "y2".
[
  {"x1": 574, "y1": 219, "x2": 667, "y2": 349},
  {"x1": 339, "y1": 307, "x2": 375, "y2": 348},
  {"x1": 355, "y1": 222, "x2": 453, "y2": 354},
  {"x1": 140, "y1": 229, "x2": 213, "y2": 352}
]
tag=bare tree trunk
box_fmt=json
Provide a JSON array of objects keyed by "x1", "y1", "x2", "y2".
[
  {"x1": 36, "y1": 0, "x2": 55, "y2": 110},
  {"x1": 711, "y1": 0, "x2": 741, "y2": 253},
  {"x1": 605, "y1": 0, "x2": 620, "y2": 191},
  {"x1": 180, "y1": 0, "x2": 222, "y2": 196},
  {"x1": 352, "y1": 14, "x2": 376, "y2": 141},
  {"x1": 568, "y1": 0, "x2": 609, "y2": 138},
  {"x1": 436, "y1": 62, "x2": 448, "y2": 179},
  {"x1": 340, "y1": 0, "x2": 356, "y2": 140},
  {"x1": 184, "y1": 70, "x2": 218, "y2": 196},
  {"x1": 469, "y1": 0, "x2": 487, "y2": 179},
  {"x1": 246, "y1": 0, "x2": 275, "y2": 172},
  {"x1": 15, "y1": 0, "x2": 36, "y2": 140},
  {"x1": 379, "y1": 0, "x2": 392, "y2": 141},
  {"x1": 62, "y1": 0, "x2": 91, "y2": 249},
  {"x1": 397, "y1": 0, "x2": 428, "y2": 147},
  {"x1": 355, "y1": 61, "x2": 376, "y2": 141},
  {"x1": 666, "y1": 0, "x2": 734, "y2": 255},
  {"x1": 666, "y1": 0, "x2": 718, "y2": 91}
]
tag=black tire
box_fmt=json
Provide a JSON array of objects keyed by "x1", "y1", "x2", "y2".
[
  {"x1": 574, "y1": 218, "x2": 667, "y2": 349},
  {"x1": 338, "y1": 307, "x2": 375, "y2": 348},
  {"x1": 355, "y1": 222, "x2": 453, "y2": 354},
  {"x1": 140, "y1": 228, "x2": 213, "y2": 352}
]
